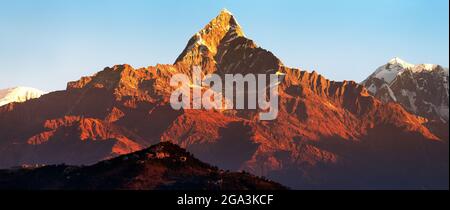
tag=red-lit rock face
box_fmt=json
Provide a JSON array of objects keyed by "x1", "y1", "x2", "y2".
[{"x1": 0, "y1": 10, "x2": 447, "y2": 189}]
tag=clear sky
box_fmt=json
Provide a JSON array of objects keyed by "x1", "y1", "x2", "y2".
[{"x1": 0, "y1": 0, "x2": 448, "y2": 91}]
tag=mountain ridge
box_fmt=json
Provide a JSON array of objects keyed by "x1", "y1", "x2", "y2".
[
  {"x1": 362, "y1": 57, "x2": 449, "y2": 122},
  {"x1": 0, "y1": 10, "x2": 447, "y2": 189}
]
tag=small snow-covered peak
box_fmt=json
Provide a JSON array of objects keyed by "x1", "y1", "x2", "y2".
[
  {"x1": 372, "y1": 58, "x2": 447, "y2": 82},
  {"x1": 388, "y1": 57, "x2": 405, "y2": 64},
  {"x1": 220, "y1": 8, "x2": 233, "y2": 16},
  {"x1": 388, "y1": 57, "x2": 414, "y2": 69},
  {"x1": 0, "y1": 86, "x2": 46, "y2": 107},
  {"x1": 386, "y1": 57, "x2": 444, "y2": 73},
  {"x1": 367, "y1": 58, "x2": 410, "y2": 84},
  {"x1": 363, "y1": 59, "x2": 449, "y2": 122},
  {"x1": 365, "y1": 58, "x2": 447, "y2": 85}
]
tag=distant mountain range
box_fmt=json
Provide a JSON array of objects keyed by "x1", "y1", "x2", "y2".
[
  {"x1": 0, "y1": 87, "x2": 46, "y2": 107},
  {"x1": 363, "y1": 57, "x2": 449, "y2": 123},
  {"x1": 0, "y1": 9, "x2": 447, "y2": 189}
]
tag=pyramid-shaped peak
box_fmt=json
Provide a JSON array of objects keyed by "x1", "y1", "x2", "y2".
[
  {"x1": 200, "y1": 9, "x2": 244, "y2": 36},
  {"x1": 389, "y1": 57, "x2": 408, "y2": 65},
  {"x1": 220, "y1": 8, "x2": 233, "y2": 15},
  {"x1": 175, "y1": 9, "x2": 246, "y2": 64}
]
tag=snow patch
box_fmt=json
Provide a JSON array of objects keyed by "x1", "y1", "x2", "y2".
[
  {"x1": 382, "y1": 84, "x2": 397, "y2": 102},
  {"x1": 0, "y1": 87, "x2": 46, "y2": 106},
  {"x1": 388, "y1": 57, "x2": 415, "y2": 69},
  {"x1": 367, "y1": 83, "x2": 377, "y2": 94},
  {"x1": 400, "y1": 89, "x2": 417, "y2": 113}
]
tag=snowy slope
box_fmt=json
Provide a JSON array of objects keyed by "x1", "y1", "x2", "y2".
[
  {"x1": 362, "y1": 58, "x2": 449, "y2": 122},
  {"x1": 369, "y1": 57, "x2": 415, "y2": 85},
  {"x1": 0, "y1": 87, "x2": 46, "y2": 106}
]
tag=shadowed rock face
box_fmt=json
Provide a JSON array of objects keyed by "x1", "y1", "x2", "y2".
[
  {"x1": 187, "y1": 122, "x2": 260, "y2": 171},
  {"x1": 0, "y1": 10, "x2": 448, "y2": 189}
]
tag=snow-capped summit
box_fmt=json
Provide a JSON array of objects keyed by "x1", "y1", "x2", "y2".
[
  {"x1": 363, "y1": 58, "x2": 449, "y2": 122},
  {"x1": 175, "y1": 9, "x2": 246, "y2": 65},
  {"x1": 220, "y1": 8, "x2": 233, "y2": 15},
  {"x1": 388, "y1": 57, "x2": 415, "y2": 69},
  {"x1": 367, "y1": 57, "x2": 448, "y2": 86},
  {"x1": 0, "y1": 86, "x2": 46, "y2": 107},
  {"x1": 368, "y1": 57, "x2": 411, "y2": 85}
]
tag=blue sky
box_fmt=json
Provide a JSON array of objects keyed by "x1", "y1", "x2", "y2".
[{"x1": 0, "y1": 0, "x2": 448, "y2": 91}]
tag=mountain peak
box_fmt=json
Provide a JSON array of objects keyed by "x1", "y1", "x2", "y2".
[
  {"x1": 175, "y1": 9, "x2": 245, "y2": 64},
  {"x1": 220, "y1": 8, "x2": 233, "y2": 16},
  {"x1": 387, "y1": 57, "x2": 446, "y2": 73},
  {"x1": 363, "y1": 58, "x2": 449, "y2": 122},
  {"x1": 215, "y1": 8, "x2": 240, "y2": 28},
  {"x1": 388, "y1": 57, "x2": 404, "y2": 64},
  {"x1": 388, "y1": 57, "x2": 414, "y2": 68},
  {"x1": 199, "y1": 8, "x2": 244, "y2": 38}
]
